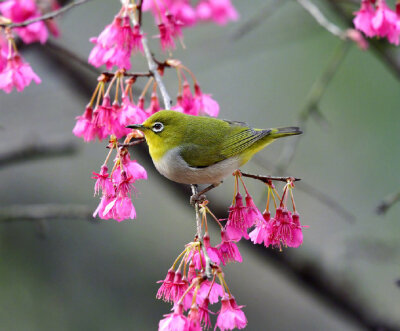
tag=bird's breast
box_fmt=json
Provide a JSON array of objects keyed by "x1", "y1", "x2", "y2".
[{"x1": 152, "y1": 147, "x2": 241, "y2": 185}]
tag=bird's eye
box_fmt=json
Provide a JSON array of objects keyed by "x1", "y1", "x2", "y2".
[{"x1": 152, "y1": 122, "x2": 164, "y2": 133}]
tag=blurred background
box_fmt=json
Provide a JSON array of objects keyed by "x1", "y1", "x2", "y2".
[{"x1": 0, "y1": 0, "x2": 399, "y2": 330}]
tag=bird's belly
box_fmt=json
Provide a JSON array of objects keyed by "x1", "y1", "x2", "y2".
[{"x1": 153, "y1": 148, "x2": 241, "y2": 185}]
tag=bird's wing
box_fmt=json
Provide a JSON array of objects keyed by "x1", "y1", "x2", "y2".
[
  {"x1": 219, "y1": 128, "x2": 271, "y2": 158},
  {"x1": 179, "y1": 120, "x2": 271, "y2": 168}
]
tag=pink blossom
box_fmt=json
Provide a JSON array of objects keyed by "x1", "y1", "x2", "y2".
[
  {"x1": 372, "y1": 0, "x2": 398, "y2": 39},
  {"x1": 146, "y1": 91, "x2": 161, "y2": 115},
  {"x1": 197, "y1": 279, "x2": 224, "y2": 304},
  {"x1": 248, "y1": 211, "x2": 270, "y2": 245},
  {"x1": 112, "y1": 150, "x2": 148, "y2": 183},
  {"x1": 353, "y1": 0, "x2": 377, "y2": 37},
  {"x1": 157, "y1": 23, "x2": 176, "y2": 51},
  {"x1": 216, "y1": 230, "x2": 242, "y2": 265},
  {"x1": 224, "y1": 221, "x2": 249, "y2": 241},
  {"x1": 93, "y1": 195, "x2": 115, "y2": 220},
  {"x1": 171, "y1": 95, "x2": 185, "y2": 113},
  {"x1": 244, "y1": 194, "x2": 263, "y2": 228},
  {"x1": 159, "y1": 303, "x2": 189, "y2": 331},
  {"x1": 0, "y1": 0, "x2": 49, "y2": 44},
  {"x1": 196, "y1": 0, "x2": 239, "y2": 26},
  {"x1": 166, "y1": 14, "x2": 184, "y2": 38},
  {"x1": 198, "y1": 297, "x2": 212, "y2": 329},
  {"x1": 170, "y1": 271, "x2": 189, "y2": 303},
  {"x1": 216, "y1": 296, "x2": 247, "y2": 330},
  {"x1": 89, "y1": 16, "x2": 138, "y2": 70},
  {"x1": 131, "y1": 24, "x2": 144, "y2": 53},
  {"x1": 227, "y1": 192, "x2": 248, "y2": 229},
  {"x1": 181, "y1": 81, "x2": 199, "y2": 115},
  {"x1": 193, "y1": 83, "x2": 219, "y2": 117},
  {"x1": 0, "y1": 54, "x2": 41, "y2": 93},
  {"x1": 157, "y1": 268, "x2": 176, "y2": 301},
  {"x1": 188, "y1": 305, "x2": 202, "y2": 331},
  {"x1": 203, "y1": 234, "x2": 221, "y2": 265},
  {"x1": 266, "y1": 208, "x2": 304, "y2": 249},
  {"x1": 104, "y1": 196, "x2": 136, "y2": 221},
  {"x1": 92, "y1": 165, "x2": 114, "y2": 196},
  {"x1": 169, "y1": 4, "x2": 197, "y2": 27},
  {"x1": 73, "y1": 106, "x2": 96, "y2": 141}
]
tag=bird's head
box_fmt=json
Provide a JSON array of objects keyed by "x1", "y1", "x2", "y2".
[{"x1": 127, "y1": 110, "x2": 186, "y2": 158}]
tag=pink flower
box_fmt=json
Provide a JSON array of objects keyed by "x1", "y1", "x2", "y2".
[
  {"x1": 227, "y1": 192, "x2": 248, "y2": 229},
  {"x1": 169, "y1": 4, "x2": 197, "y2": 27},
  {"x1": 0, "y1": 54, "x2": 41, "y2": 93},
  {"x1": 146, "y1": 91, "x2": 161, "y2": 115},
  {"x1": 93, "y1": 195, "x2": 115, "y2": 220},
  {"x1": 244, "y1": 194, "x2": 263, "y2": 228},
  {"x1": 73, "y1": 106, "x2": 96, "y2": 141},
  {"x1": 158, "y1": 303, "x2": 189, "y2": 331},
  {"x1": 248, "y1": 211, "x2": 270, "y2": 245},
  {"x1": 104, "y1": 196, "x2": 136, "y2": 221},
  {"x1": 130, "y1": 24, "x2": 144, "y2": 53},
  {"x1": 157, "y1": 23, "x2": 176, "y2": 51},
  {"x1": 216, "y1": 296, "x2": 247, "y2": 330},
  {"x1": 372, "y1": 0, "x2": 398, "y2": 38},
  {"x1": 196, "y1": 0, "x2": 239, "y2": 26},
  {"x1": 197, "y1": 279, "x2": 224, "y2": 304},
  {"x1": 216, "y1": 230, "x2": 242, "y2": 265},
  {"x1": 203, "y1": 234, "x2": 221, "y2": 265},
  {"x1": 353, "y1": 0, "x2": 377, "y2": 37},
  {"x1": 198, "y1": 297, "x2": 213, "y2": 329},
  {"x1": 112, "y1": 149, "x2": 148, "y2": 183},
  {"x1": 188, "y1": 305, "x2": 202, "y2": 331},
  {"x1": 92, "y1": 165, "x2": 114, "y2": 196},
  {"x1": 266, "y1": 208, "x2": 304, "y2": 249},
  {"x1": 89, "y1": 16, "x2": 139, "y2": 70},
  {"x1": 170, "y1": 271, "x2": 189, "y2": 303},
  {"x1": 0, "y1": 0, "x2": 49, "y2": 44},
  {"x1": 181, "y1": 81, "x2": 199, "y2": 115},
  {"x1": 193, "y1": 83, "x2": 219, "y2": 117},
  {"x1": 157, "y1": 268, "x2": 176, "y2": 302}
]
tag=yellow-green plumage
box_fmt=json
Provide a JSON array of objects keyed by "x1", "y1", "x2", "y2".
[{"x1": 128, "y1": 110, "x2": 301, "y2": 185}]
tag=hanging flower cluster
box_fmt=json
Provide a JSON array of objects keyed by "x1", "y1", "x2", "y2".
[
  {"x1": 0, "y1": 0, "x2": 60, "y2": 93},
  {"x1": 156, "y1": 203, "x2": 247, "y2": 331},
  {"x1": 353, "y1": 0, "x2": 400, "y2": 45},
  {"x1": 156, "y1": 172, "x2": 305, "y2": 330}
]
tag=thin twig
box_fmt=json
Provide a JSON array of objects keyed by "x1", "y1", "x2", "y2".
[
  {"x1": 124, "y1": 0, "x2": 172, "y2": 109},
  {"x1": 0, "y1": 0, "x2": 92, "y2": 28},
  {"x1": 377, "y1": 190, "x2": 400, "y2": 215},
  {"x1": 240, "y1": 171, "x2": 300, "y2": 183},
  {"x1": 0, "y1": 204, "x2": 94, "y2": 222},
  {"x1": 0, "y1": 139, "x2": 78, "y2": 168},
  {"x1": 296, "y1": 0, "x2": 345, "y2": 38},
  {"x1": 191, "y1": 185, "x2": 212, "y2": 279}
]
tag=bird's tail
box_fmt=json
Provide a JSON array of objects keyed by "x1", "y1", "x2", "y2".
[{"x1": 269, "y1": 127, "x2": 302, "y2": 139}]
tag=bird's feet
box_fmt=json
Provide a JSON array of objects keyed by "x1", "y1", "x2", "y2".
[{"x1": 190, "y1": 193, "x2": 207, "y2": 206}]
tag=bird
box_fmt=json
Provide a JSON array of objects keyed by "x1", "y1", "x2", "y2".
[{"x1": 128, "y1": 110, "x2": 301, "y2": 190}]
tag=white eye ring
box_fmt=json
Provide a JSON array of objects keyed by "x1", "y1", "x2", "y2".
[{"x1": 152, "y1": 122, "x2": 164, "y2": 133}]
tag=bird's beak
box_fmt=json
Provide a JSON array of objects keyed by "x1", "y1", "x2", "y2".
[{"x1": 127, "y1": 124, "x2": 146, "y2": 131}]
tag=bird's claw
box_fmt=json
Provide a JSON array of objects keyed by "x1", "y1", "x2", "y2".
[{"x1": 190, "y1": 193, "x2": 206, "y2": 205}]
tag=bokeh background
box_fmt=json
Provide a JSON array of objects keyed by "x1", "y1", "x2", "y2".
[{"x1": 0, "y1": 0, "x2": 399, "y2": 330}]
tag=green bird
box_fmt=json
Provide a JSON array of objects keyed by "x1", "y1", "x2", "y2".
[{"x1": 128, "y1": 110, "x2": 301, "y2": 186}]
